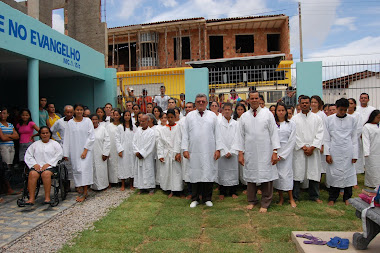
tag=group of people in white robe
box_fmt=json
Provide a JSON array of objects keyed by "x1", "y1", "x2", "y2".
[{"x1": 20, "y1": 91, "x2": 380, "y2": 210}]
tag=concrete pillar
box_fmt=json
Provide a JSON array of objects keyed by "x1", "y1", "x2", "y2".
[
  {"x1": 185, "y1": 68, "x2": 209, "y2": 103},
  {"x1": 28, "y1": 59, "x2": 39, "y2": 127},
  {"x1": 296, "y1": 61, "x2": 323, "y2": 98}
]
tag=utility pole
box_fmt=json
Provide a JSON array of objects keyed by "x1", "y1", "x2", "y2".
[{"x1": 298, "y1": 2, "x2": 303, "y2": 62}]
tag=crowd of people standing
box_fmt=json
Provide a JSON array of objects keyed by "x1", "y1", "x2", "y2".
[{"x1": 0, "y1": 86, "x2": 379, "y2": 212}]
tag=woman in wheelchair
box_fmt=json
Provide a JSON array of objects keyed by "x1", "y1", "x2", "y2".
[{"x1": 23, "y1": 126, "x2": 63, "y2": 205}]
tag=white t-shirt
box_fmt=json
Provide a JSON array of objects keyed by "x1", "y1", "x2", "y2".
[{"x1": 154, "y1": 95, "x2": 171, "y2": 111}]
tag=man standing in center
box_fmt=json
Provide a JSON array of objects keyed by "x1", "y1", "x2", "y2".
[
  {"x1": 233, "y1": 91, "x2": 280, "y2": 213},
  {"x1": 292, "y1": 95, "x2": 324, "y2": 203},
  {"x1": 182, "y1": 94, "x2": 222, "y2": 208}
]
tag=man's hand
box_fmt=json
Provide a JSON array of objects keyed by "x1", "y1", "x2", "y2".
[
  {"x1": 159, "y1": 158, "x2": 165, "y2": 163},
  {"x1": 326, "y1": 155, "x2": 333, "y2": 164},
  {"x1": 41, "y1": 164, "x2": 50, "y2": 171},
  {"x1": 175, "y1": 153, "x2": 181, "y2": 162},
  {"x1": 271, "y1": 152, "x2": 279, "y2": 165},
  {"x1": 33, "y1": 164, "x2": 41, "y2": 172},
  {"x1": 320, "y1": 145, "x2": 324, "y2": 153},
  {"x1": 118, "y1": 152, "x2": 123, "y2": 158},
  {"x1": 352, "y1": 159, "x2": 357, "y2": 164},
  {"x1": 225, "y1": 152, "x2": 231, "y2": 159},
  {"x1": 63, "y1": 157, "x2": 69, "y2": 161},
  {"x1": 136, "y1": 152, "x2": 143, "y2": 159},
  {"x1": 81, "y1": 149, "x2": 88, "y2": 159},
  {"x1": 102, "y1": 155, "x2": 108, "y2": 161},
  {"x1": 183, "y1": 151, "x2": 190, "y2": 159},
  {"x1": 214, "y1": 150, "x2": 221, "y2": 161},
  {"x1": 238, "y1": 151, "x2": 245, "y2": 166}
]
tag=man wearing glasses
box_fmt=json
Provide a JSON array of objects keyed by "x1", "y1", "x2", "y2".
[{"x1": 182, "y1": 94, "x2": 222, "y2": 208}]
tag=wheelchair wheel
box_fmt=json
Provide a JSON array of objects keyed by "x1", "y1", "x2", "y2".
[
  {"x1": 59, "y1": 176, "x2": 66, "y2": 200},
  {"x1": 17, "y1": 198, "x2": 26, "y2": 207},
  {"x1": 50, "y1": 187, "x2": 60, "y2": 207}
]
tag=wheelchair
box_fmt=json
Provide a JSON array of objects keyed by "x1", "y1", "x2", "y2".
[{"x1": 17, "y1": 161, "x2": 68, "y2": 207}]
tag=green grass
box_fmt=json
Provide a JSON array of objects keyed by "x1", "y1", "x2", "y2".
[{"x1": 60, "y1": 175, "x2": 364, "y2": 253}]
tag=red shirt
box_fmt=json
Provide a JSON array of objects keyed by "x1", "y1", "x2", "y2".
[{"x1": 137, "y1": 96, "x2": 153, "y2": 113}]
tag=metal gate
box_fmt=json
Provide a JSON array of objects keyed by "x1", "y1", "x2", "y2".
[{"x1": 322, "y1": 61, "x2": 380, "y2": 108}]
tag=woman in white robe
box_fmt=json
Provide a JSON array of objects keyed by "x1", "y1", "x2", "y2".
[
  {"x1": 115, "y1": 111, "x2": 136, "y2": 191},
  {"x1": 24, "y1": 127, "x2": 63, "y2": 205},
  {"x1": 157, "y1": 109, "x2": 183, "y2": 196},
  {"x1": 91, "y1": 114, "x2": 110, "y2": 191},
  {"x1": 106, "y1": 108, "x2": 122, "y2": 186},
  {"x1": 147, "y1": 113, "x2": 160, "y2": 186},
  {"x1": 348, "y1": 98, "x2": 364, "y2": 175},
  {"x1": 63, "y1": 104, "x2": 95, "y2": 202},
  {"x1": 311, "y1": 96, "x2": 327, "y2": 175},
  {"x1": 132, "y1": 115, "x2": 156, "y2": 193},
  {"x1": 233, "y1": 103, "x2": 247, "y2": 187},
  {"x1": 217, "y1": 103, "x2": 239, "y2": 200},
  {"x1": 324, "y1": 98, "x2": 358, "y2": 205},
  {"x1": 362, "y1": 110, "x2": 380, "y2": 188},
  {"x1": 273, "y1": 103, "x2": 297, "y2": 207}
]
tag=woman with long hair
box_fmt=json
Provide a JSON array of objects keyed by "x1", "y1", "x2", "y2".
[
  {"x1": 16, "y1": 109, "x2": 39, "y2": 163},
  {"x1": 116, "y1": 111, "x2": 136, "y2": 191},
  {"x1": 362, "y1": 110, "x2": 380, "y2": 188},
  {"x1": 106, "y1": 108, "x2": 122, "y2": 188},
  {"x1": 63, "y1": 104, "x2": 95, "y2": 202},
  {"x1": 233, "y1": 103, "x2": 246, "y2": 121},
  {"x1": 348, "y1": 98, "x2": 364, "y2": 177},
  {"x1": 91, "y1": 114, "x2": 110, "y2": 191},
  {"x1": 273, "y1": 102, "x2": 297, "y2": 207}
]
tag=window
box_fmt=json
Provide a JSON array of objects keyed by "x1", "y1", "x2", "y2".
[
  {"x1": 209, "y1": 36, "x2": 224, "y2": 59},
  {"x1": 173, "y1": 37, "x2": 191, "y2": 60},
  {"x1": 235, "y1": 35, "x2": 254, "y2": 53},
  {"x1": 267, "y1": 91, "x2": 283, "y2": 103},
  {"x1": 267, "y1": 34, "x2": 280, "y2": 52},
  {"x1": 141, "y1": 43, "x2": 157, "y2": 67}
]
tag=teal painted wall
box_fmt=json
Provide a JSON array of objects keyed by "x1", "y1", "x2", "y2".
[
  {"x1": 185, "y1": 68, "x2": 209, "y2": 103},
  {"x1": 94, "y1": 68, "x2": 117, "y2": 109},
  {"x1": 0, "y1": 2, "x2": 105, "y2": 80},
  {"x1": 296, "y1": 62, "x2": 323, "y2": 98}
]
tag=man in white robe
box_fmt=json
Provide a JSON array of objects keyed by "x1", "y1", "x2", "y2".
[
  {"x1": 292, "y1": 96, "x2": 324, "y2": 203},
  {"x1": 132, "y1": 114, "x2": 156, "y2": 194},
  {"x1": 182, "y1": 94, "x2": 222, "y2": 208},
  {"x1": 356, "y1": 93, "x2": 376, "y2": 173},
  {"x1": 324, "y1": 98, "x2": 358, "y2": 206},
  {"x1": 50, "y1": 105, "x2": 74, "y2": 191},
  {"x1": 217, "y1": 103, "x2": 239, "y2": 200},
  {"x1": 233, "y1": 91, "x2": 280, "y2": 213}
]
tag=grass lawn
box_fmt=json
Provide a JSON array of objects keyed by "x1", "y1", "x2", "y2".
[{"x1": 61, "y1": 175, "x2": 365, "y2": 253}]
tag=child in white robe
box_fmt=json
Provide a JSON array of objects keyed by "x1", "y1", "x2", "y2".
[
  {"x1": 157, "y1": 109, "x2": 183, "y2": 197},
  {"x1": 217, "y1": 103, "x2": 239, "y2": 200},
  {"x1": 132, "y1": 114, "x2": 156, "y2": 194},
  {"x1": 106, "y1": 109, "x2": 122, "y2": 186}
]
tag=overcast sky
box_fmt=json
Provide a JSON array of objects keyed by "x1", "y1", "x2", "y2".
[{"x1": 51, "y1": 0, "x2": 380, "y2": 64}]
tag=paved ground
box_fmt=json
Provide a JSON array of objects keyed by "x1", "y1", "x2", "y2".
[{"x1": 0, "y1": 187, "x2": 76, "y2": 248}]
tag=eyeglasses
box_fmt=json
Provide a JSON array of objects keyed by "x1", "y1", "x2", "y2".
[{"x1": 196, "y1": 100, "x2": 207, "y2": 104}]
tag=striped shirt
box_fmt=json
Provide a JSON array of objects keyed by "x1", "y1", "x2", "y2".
[{"x1": 0, "y1": 122, "x2": 14, "y2": 146}]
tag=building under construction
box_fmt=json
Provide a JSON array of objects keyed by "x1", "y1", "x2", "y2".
[{"x1": 108, "y1": 15, "x2": 292, "y2": 72}]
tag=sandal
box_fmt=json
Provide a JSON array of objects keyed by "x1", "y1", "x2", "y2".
[
  {"x1": 337, "y1": 238, "x2": 349, "y2": 250},
  {"x1": 327, "y1": 236, "x2": 341, "y2": 248},
  {"x1": 296, "y1": 233, "x2": 316, "y2": 240},
  {"x1": 303, "y1": 237, "x2": 327, "y2": 245}
]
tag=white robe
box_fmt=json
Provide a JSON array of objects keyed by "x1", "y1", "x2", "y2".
[
  {"x1": 106, "y1": 123, "x2": 120, "y2": 183},
  {"x1": 362, "y1": 123, "x2": 380, "y2": 187},
  {"x1": 63, "y1": 118, "x2": 95, "y2": 187},
  {"x1": 235, "y1": 118, "x2": 246, "y2": 185},
  {"x1": 292, "y1": 111, "x2": 324, "y2": 182},
  {"x1": 132, "y1": 127, "x2": 156, "y2": 189},
  {"x1": 233, "y1": 107, "x2": 280, "y2": 184},
  {"x1": 349, "y1": 111, "x2": 364, "y2": 174},
  {"x1": 178, "y1": 117, "x2": 190, "y2": 182},
  {"x1": 314, "y1": 111, "x2": 328, "y2": 174},
  {"x1": 273, "y1": 121, "x2": 296, "y2": 191},
  {"x1": 157, "y1": 124, "x2": 183, "y2": 191},
  {"x1": 150, "y1": 125, "x2": 160, "y2": 185},
  {"x1": 92, "y1": 126, "x2": 110, "y2": 190},
  {"x1": 324, "y1": 115, "x2": 358, "y2": 188},
  {"x1": 181, "y1": 110, "x2": 222, "y2": 183},
  {"x1": 115, "y1": 125, "x2": 136, "y2": 180},
  {"x1": 357, "y1": 105, "x2": 376, "y2": 172},
  {"x1": 217, "y1": 117, "x2": 239, "y2": 186},
  {"x1": 50, "y1": 118, "x2": 70, "y2": 145},
  {"x1": 25, "y1": 140, "x2": 63, "y2": 169}
]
